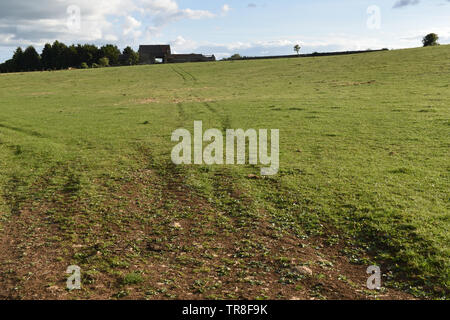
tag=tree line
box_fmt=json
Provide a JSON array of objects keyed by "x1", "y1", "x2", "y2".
[{"x1": 0, "y1": 41, "x2": 140, "y2": 73}]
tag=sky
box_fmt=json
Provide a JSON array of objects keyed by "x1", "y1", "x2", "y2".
[{"x1": 0, "y1": 0, "x2": 449, "y2": 62}]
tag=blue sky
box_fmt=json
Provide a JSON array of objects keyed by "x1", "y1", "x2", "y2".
[{"x1": 0, "y1": 0, "x2": 449, "y2": 62}]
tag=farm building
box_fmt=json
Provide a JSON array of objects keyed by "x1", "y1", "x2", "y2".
[
  {"x1": 138, "y1": 45, "x2": 215, "y2": 64},
  {"x1": 166, "y1": 54, "x2": 216, "y2": 63},
  {"x1": 139, "y1": 45, "x2": 172, "y2": 64}
]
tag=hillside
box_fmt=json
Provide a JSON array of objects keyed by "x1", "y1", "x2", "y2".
[{"x1": 0, "y1": 45, "x2": 448, "y2": 299}]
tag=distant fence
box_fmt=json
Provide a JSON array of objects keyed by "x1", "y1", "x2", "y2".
[{"x1": 227, "y1": 49, "x2": 389, "y2": 61}]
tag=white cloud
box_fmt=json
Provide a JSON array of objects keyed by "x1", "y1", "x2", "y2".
[
  {"x1": 123, "y1": 16, "x2": 142, "y2": 38},
  {"x1": 182, "y1": 8, "x2": 215, "y2": 20},
  {"x1": 140, "y1": 0, "x2": 215, "y2": 27},
  {"x1": 171, "y1": 35, "x2": 198, "y2": 53},
  {"x1": 1, "y1": 0, "x2": 448, "y2": 62},
  {"x1": 221, "y1": 4, "x2": 231, "y2": 15},
  {"x1": 105, "y1": 34, "x2": 119, "y2": 42},
  {"x1": 0, "y1": 0, "x2": 215, "y2": 48},
  {"x1": 167, "y1": 26, "x2": 450, "y2": 60},
  {"x1": 143, "y1": 0, "x2": 177, "y2": 12}
]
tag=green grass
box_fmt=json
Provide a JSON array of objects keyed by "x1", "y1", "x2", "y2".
[
  {"x1": 122, "y1": 272, "x2": 144, "y2": 285},
  {"x1": 0, "y1": 45, "x2": 448, "y2": 298}
]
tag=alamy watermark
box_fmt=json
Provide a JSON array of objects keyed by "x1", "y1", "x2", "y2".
[
  {"x1": 171, "y1": 121, "x2": 279, "y2": 175},
  {"x1": 366, "y1": 265, "x2": 382, "y2": 290},
  {"x1": 66, "y1": 265, "x2": 81, "y2": 290},
  {"x1": 367, "y1": 5, "x2": 381, "y2": 30},
  {"x1": 67, "y1": 5, "x2": 81, "y2": 32}
]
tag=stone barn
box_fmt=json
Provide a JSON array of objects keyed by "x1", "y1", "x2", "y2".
[
  {"x1": 138, "y1": 44, "x2": 215, "y2": 64},
  {"x1": 139, "y1": 45, "x2": 172, "y2": 64},
  {"x1": 166, "y1": 54, "x2": 216, "y2": 63}
]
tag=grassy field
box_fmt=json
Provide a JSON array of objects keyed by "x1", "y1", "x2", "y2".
[{"x1": 0, "y1": 45, "x2": 448, "y2": 299}]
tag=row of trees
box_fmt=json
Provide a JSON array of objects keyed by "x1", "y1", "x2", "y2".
[{"x1": 0, "y1": 41, "x2": 139, "y2": 73}]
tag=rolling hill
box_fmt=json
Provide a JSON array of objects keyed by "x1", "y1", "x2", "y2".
[{"x1": 0, "y1": 45, "x2": 448, "y2": 299}]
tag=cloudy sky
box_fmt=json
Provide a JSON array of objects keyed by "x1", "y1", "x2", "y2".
[{"x1": 0, "y1": 0, "x2": 449, "y2": 62}]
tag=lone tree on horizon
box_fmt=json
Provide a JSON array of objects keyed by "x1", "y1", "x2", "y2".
[
  {"x1": 422, "y1": 33, "x2": 439, "y2": 47},
  {"x1": 294, "y1": 44, "x2": 301, "y2": 55}
]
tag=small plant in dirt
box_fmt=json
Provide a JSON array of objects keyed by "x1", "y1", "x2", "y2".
[
  {"x1": 63, "y1": 172, "x2": 82, "y2": 194},
  {"x1": 112, "y1": 290, "x2": 129, "y2": 299},
  {"x1": 122, "y1": 272, "x2": 143, "y2": 285}
]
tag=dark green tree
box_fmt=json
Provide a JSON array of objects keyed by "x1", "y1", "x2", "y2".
[
  {"x1": 66, "y1": 45, "x2": 80, "y2": 67},
  {"x1": 100, "y1": 44, "x2": 121, "y2": 65},
  {"x1": 41, "y1": 43, "x2": 53, "y2": 70},
  {"x1": 12, "y1": 47, "x2": 24, "y2": 72},
  {"x1": 1, "y1": 41, "x2": 141, "y2": 73},
  {"x1": 229, "y1": 53, "x2": 242, "y2": 60},
  {"x1": 98, "y1": 57, "x2": 110, "y2": 67},
  {"x1": 0, "y1": 59, "x2": 14, "y2": 73},
  {"x1": 423, "y1": 33, "x2": 439, "y2": 47},
  {"x1": 122, "y1": 46, "x2": 139, "y2": 65},
  {"x1": 22, "y1": 46, "x2": 41, "y2": 71},
  {"x1": 51, "y1": 41, "x2": 69, "y2": 69},
  {"x1": 78, "y1": 44, "x2": 100, "y2": 67}
]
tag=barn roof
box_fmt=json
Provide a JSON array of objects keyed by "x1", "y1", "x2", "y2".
[{"x1": 138, "y1": 45, "x2": 171, "y2": 57}]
